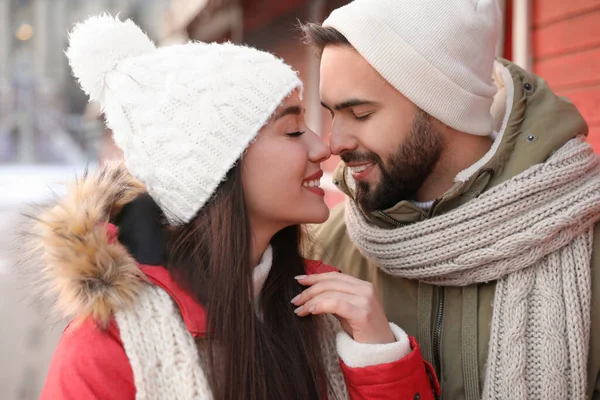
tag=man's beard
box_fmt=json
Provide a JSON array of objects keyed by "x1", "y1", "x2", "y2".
[{"x1": 342, "y1": 110, "x2": 445, "y2": 213}]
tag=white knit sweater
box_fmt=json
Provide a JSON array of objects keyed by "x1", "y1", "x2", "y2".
[{"x1": 115, "y1": 246, "x2": 411, "y2": 399}]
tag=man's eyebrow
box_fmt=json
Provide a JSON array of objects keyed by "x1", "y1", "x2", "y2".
[
  {"x1": 321, "y1": 99, "x2": 379, "y2": 112},
  {"x1": 274, "y1": 106, "x2": 303, "y2": 120}
]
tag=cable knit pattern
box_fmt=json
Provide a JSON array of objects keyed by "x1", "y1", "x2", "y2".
[
  {"x1": 66, "y1": 15, "x2": 302, "y2": 225},
  {"x1": 345, "y1": 137, "x2": 600, "y2": 400},
  {"x1": 115, "y1": 284, "x2": 349, "y2": 400},
  {"x1": 115, "y1": 286, "x2": 211, "y2": 399}
]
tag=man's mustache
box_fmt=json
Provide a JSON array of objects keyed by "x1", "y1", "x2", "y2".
[{"x1": 340, "y1": 151, "x2": 381, "y2": 165}]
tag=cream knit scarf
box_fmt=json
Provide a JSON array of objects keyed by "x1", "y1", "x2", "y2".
[
  {"x1": 345, "y1": 138, "x2": 600, "y2": 400},
  {"x1": 114, "y1": 251, "x2": 349, "y2": 400},
  {"x1": 115, "y1": 286, "x2": 349, "y2": 400}
]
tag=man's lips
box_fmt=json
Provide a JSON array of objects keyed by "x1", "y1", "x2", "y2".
[{"x1": 346, "y1": 162, "x2": 376, "y2": 180}]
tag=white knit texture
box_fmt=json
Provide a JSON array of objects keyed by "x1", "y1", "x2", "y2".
[
  {"x1": 323, "y1": 0, "x2": 501, "y2": 135},
  {"x1": 115, "y1": 285, "x2": 353, "y2": 399},
  {"x1": 115, "y1": 285, "x2": 211, "y2": 400},
  {"x1": 345, "y1": 138, "x2": 600, "y2": 399},
  {"x1": 66, "y1": 15, "x2": 302, "y2": 224},
  {"x1": 65, "y1": 15, "x2": 156, "y2": 103}
]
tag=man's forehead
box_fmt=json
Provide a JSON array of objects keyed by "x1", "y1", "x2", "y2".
[{"x1": 320, "y1": 47, "x2": 387, "y2": 98}]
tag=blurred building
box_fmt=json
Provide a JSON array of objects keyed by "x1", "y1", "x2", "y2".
[
  {"x1": 0, "y1": 0, "x2": 168, "y2": 165},
  {"x1": 0, "y1": 5, "x2": 167, "y2": 398}
]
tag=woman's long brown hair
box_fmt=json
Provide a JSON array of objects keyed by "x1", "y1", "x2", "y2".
[{"x1": 166, "y1": 165, "x2": 325, "y2": 399}]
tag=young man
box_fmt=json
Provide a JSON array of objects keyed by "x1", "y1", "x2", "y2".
[{"x1": 303, "y1": 1, "x2": 600, "y2": 399}]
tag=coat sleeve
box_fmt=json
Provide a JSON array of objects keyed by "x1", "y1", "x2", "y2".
[
  {"x1": 590, "y1": 223, "x2": 600, "y2": 399},
  {"x1": 40, "y1": 317, "x2": 135, "y2": 400},
  {"x1": 338, "y1": 323, "x2": 440, "y2": 400}
]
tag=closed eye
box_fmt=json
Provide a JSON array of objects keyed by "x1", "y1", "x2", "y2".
[
  {"x1": 286, "y1": 131, "x2": 305, "y2": 138},
  {"x1": 354, "y1": 113, "x2": 373, "y2": 121}
]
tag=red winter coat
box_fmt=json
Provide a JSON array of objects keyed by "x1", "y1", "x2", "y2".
[{"x1": 40, "y1": 259, "x2": 438, "y2": 400}]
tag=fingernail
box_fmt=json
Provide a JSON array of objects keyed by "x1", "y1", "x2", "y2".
[
  {"x1": 294, "y1": 306, "x2": 304, "y2": 314},
  {"x1": 291, "y1": 295, "x2": 300, "y2": 304},
  {"x1": 308, "y1": 305, "x2": 316, "y2": 313},
  {"x1": 294, "y1": 275, "x2": 307, "y2": 280}
]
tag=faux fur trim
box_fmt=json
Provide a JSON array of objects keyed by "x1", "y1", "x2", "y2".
[{"x1": 26, "y1": 161, "x2": 148, "y2": 328}]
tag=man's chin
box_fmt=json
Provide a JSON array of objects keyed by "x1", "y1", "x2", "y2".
[
  {"x1": 355, "y1": 184, "x2": 380, "y2": 213},
  {"x1": 356, "y1": 183, "x2": 415, "y2": 213}
]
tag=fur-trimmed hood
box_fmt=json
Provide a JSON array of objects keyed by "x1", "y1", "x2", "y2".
[{"x1": 28, "y1": 162, "x2": 148, "y2": 327}]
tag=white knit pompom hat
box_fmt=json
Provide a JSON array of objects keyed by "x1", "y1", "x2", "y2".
[
  {"x1": 66, "y1": 14, "x2": 302, "y2": 224},
  {"x1": 323, "y1": 0, "x2": 502, "y2": 136}
]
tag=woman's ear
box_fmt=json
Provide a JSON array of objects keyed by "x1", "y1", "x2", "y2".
[{"x1": 113, "y1": 194, "x2": 168, "y2": 265}]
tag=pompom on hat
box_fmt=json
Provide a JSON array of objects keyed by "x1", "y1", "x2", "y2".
[
  {"x1": 66, "y1": 14, "x2": 302, "y2": 224},
  {"x1": 66, "y1": 14, "x2": 156, "y2": 103}
]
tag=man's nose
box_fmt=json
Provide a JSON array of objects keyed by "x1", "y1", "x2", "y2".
[{"x1": 329, "y1": 123, "x2": 358, "y2": 156}]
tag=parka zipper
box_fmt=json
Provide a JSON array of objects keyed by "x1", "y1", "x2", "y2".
[
  {"x1": 428, "y1": 199, "x2": 444, "y2": 396},
  {"x1": 376, "y1": 211, "x2": 409, "y2": 227},
  {"x1": 380, "y1": 204, "x2": 446, "y2": 395},
  {"x1": 432, "y1": 287, "x2": 445, "y2": 384}
]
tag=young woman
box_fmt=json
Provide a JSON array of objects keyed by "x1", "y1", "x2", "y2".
[{"x1": 34, "y1": 15, "x2": 439, "y2": 400}]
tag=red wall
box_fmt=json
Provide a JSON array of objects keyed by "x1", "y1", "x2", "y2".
[
  {"x1": 242, "y1": 0, "x2": 309, "y2": 31},
  {"x1": 532, "y1": 0, "x2": 600, "y2": 151}
]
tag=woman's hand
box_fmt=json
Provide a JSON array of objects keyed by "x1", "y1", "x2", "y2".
[{"x1": 292, "y1": 272, "x2": 395, "y2": 344}]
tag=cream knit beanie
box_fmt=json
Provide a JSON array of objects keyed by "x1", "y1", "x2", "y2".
[
  {"x1": 66, "y1": 15, "x2": 302, "y2": 224},
  {"x1": 323, "y1": 0, "x2": 502, "y2": 136}
]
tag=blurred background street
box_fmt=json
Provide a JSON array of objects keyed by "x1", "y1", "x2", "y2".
[{"x1": 1, "y1": 0, "x2": 600, "y2": 398}]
